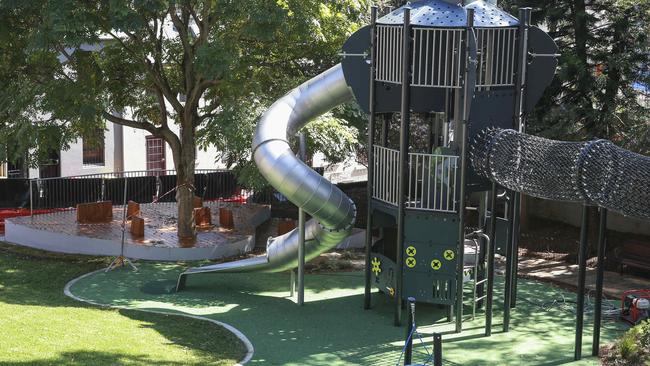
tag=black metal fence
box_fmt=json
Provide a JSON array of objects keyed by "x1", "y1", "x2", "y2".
[{"x1": 0, "y1": 170, "x2": 276, "y2": 212}]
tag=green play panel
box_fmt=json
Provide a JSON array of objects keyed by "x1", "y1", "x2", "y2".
[{"x1": 68, "y1": 263, "x2": 626, "y2": 365}]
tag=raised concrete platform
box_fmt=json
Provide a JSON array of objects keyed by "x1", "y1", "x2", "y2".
[{"x1": 5, "y1": 202, "x2": 270, "y2": 261}]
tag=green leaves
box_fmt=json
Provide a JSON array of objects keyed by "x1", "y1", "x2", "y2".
[
  {"x1": 0, "y1": 0, "x2": 370, "y2": 176},
  {"x1": 502, "y1": 0, "x2": 649, "y2": 152}
]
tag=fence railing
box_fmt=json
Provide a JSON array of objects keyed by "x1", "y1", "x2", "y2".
[
  {"x1": 373, "y1": 145, "x2": 401, "y2": 206},
  {"x1": 372, "y1": 146, "x2": 459, "y2": 213},
  {"x1": 475, "y1": 27, "x2": 518, "y2": 89},
  {"x1": 27, "y1": 169, "x2": 275, "y2": 213},
  {"x1": 408, "y1": 152, "x2": 459, "y2": 212},
  {"x1": 375, "y1": 26, "x2": 518, "y2": 90}
]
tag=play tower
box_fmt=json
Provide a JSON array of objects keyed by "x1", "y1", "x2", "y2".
[{"x1": 340, "y1": 0, "x2": 558, "y2": 331}]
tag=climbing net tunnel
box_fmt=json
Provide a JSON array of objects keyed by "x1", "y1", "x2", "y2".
[{"x1": 470, "y1": 128, "x2": 650, "y2": 221}]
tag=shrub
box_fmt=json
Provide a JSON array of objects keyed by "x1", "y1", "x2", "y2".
[{"x1": 602, "y1": 320, "x2": 650, "y2": 365}]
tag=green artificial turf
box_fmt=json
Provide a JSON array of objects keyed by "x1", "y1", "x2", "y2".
[
  {"x1": 67, "y1": 260, "x2": 628, "y2": 366},
  {"x1": 0, "y1": 243, "x2": 246, "y2": 366}
]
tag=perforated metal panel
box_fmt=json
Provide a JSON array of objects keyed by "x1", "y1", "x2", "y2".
[{"x1": 377, "y1": 0, "x2": 518, "y2": 28}]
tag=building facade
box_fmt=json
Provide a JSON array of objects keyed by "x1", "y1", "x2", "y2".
[{"x1": 0, "y1": 121, "x2": 225, "y2": 179}]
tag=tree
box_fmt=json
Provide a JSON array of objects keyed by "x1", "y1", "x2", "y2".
[
  {"x1": 501, "y1": 0, "x2": 649, "y2": 151},
  {"x1": 0, "y1": 0, "x2": 369, "y2": 241}
]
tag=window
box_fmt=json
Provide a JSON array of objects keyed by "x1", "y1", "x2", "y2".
[{"x1": 83, "y1": 130, "x2": 105, "y2": 166}]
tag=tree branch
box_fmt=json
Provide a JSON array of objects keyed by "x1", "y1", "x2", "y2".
[{"x1": 103, "y1": 111, "x2": 181, "y2": 154}]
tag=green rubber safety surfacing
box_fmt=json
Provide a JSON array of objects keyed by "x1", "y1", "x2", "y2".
[{"x1": 68, "y1": 263, "x2": 626, "y2": 366}]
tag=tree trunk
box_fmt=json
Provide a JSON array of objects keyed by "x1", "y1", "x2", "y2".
[{"x1": 175, "y1": 125, "x2": 197, "y2": 245}]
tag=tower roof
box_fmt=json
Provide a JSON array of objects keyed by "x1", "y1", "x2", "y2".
[{"x1": 377, "y1": 0, "x2": 518, "y2": 28}]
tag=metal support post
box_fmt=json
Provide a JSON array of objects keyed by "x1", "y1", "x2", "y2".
[
  {"x1": 29, "y1": 179, "x2": 34, "y2": 219},
  {"x1": 575, "y1": 205, "x2": 590, "y2": 360},
  {"x1": 364, "y1": 6, "x2": 378, "y2": 310},
  {"x1": 509, "y1": 7, "x2": 531, "y2": 311},
  {"x1": 455, "y1": 7, "x2": 474, "y2": 334},
  {"x1": 381, "y1": 114, "x2": 389, "y2": 147},
  {"x1": 433, "y1": 333, "x2": 443, "y2": 366},
  {"x1": 297, "y1": 132, "x2": 307, "y2": 306},
  {"x1": 405, "y1": 297, "x2": 416, "y2": 365},
  {"x1": 474, "y1": 193, "x2": 487, "y2": 310},
  {"x1": 485, "y1": 183, "x2": 498, "y2": 336},
  {"x1": 503, "y1": 191, "x2": 514, "y2": 332},
  {"x1": 395, "y1": 6, "x2": 412, "y2": 326},
  {"x1": 107, "y1": 176, "x2": 137, "y2": 272},
  {"x1": 592, "y1": 208, "x2": 608, "y2": 356},
  {"x1": 510, "y1": 192, "x2": 520, "y2": 308}
]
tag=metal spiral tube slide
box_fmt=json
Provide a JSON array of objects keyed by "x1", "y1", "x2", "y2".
[{"x1": 177, "y1": 65, "x2": 356, "y2": 290}]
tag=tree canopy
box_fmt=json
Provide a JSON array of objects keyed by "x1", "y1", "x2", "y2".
[
  {"x1": 501, "y1": 0, "x2": 649, "y2": 152},
  {"x1": 0, "y1": 0, "x2": 370, "y2": 239}
]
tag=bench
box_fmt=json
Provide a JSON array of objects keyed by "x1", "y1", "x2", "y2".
[{"x1": 615, "y1": 241, "x2": 650, "y2": 274}]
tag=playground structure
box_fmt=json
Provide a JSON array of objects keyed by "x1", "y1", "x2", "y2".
[
  {"x1": 178, "y1": 0, "x2": 557, "y2": 330},
  {"x1": 173, "y1": 0, "x2": 650, "y2": 362}
]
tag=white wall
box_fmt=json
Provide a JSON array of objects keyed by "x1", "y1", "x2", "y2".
[
  {"x1": 58, "y1": 123, "x2": 118, "y2": 177},
  {"x1": 120, "y1": 123, "x2": 225, "y2": 172},
  {"x1": 121, "y1": 125, "x2": 150, "y2": 171},
  {"x1": 28, "y1": 111, "x2": 226, "y2": 177}
]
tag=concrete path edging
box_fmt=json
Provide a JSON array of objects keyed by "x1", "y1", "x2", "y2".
[{"x1": 63, "y1": 268, "x2": 255, "y2": 365}]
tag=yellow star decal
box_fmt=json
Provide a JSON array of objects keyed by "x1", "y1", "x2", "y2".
[{"x1": 371, "y1": 257, "x2": 381, "y2": 275}]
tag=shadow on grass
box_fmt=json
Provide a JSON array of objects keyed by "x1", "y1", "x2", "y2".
[
  {"x1": 72, "y1": 262, "x2": 626, "y2": 365},
  {"x1": 0, "y1": 243, "x2": 246, "y2": 365},
  {"x1": 0, "y1": 350, "x2": 236, "y2": 366}
]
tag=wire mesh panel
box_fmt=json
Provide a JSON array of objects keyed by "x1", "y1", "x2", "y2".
[
  {"x1": 375, "y1": 25, "x2": 404, "y2": 84},
  {"x1": 407, "y1": 153, "x2": 459, "y2": 212},
  {"x1": 475, "y1": 27, "x2": 517, "y2": 88},
  {"x1": 471, "y1": 128, "x2": 650, "y2": 220},
  {"x1": 372, "y1": 145, "x2": 401, "y2": 205},
  {"x1": 411, "y1": 28, "x2": 464, "y2": 88}
]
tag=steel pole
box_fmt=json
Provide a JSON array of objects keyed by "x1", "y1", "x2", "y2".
[
  {"x1": 503, "y1": 191, "x2": 514, "y2": 332},
  {"x1": 509, "y1": 7, "x2": 531, "y2": 310},
  {"x1": 297, "y1": 132, "x2": 307, "y2": 306},
  {"x1": 364, "y1": 6, "x2": 378, "y2": 310},
  {"x1": 381, "y1": 114, "x2": 389, "y2": 146},
  {"x1": 29, "y1": 179, "x2": 34, "y2": 219},
  {"x1": 433, "y1": 333, "x2": 443, "y2": 366},
  {"x1": 510, "y1": 192, "x2": 521, "y2": 308},
  {"x1": 575, "y1": 205, "x2": 589, "y2": 360},
  {"x1": 485, "y1": 182, "x2": 498, "y2": 336},
  {"x1": 592, "y1": 208, "x2": 608, "y2": 356},
  {"x1": 395, "y1": 7, "x2": 411, "y2": 326},
  {"x1": 455, "y1": 7, "x2": 474, "y2": 334},
  {"x1": 405, "y1": 297, "x2": 415, "y2": 365}
]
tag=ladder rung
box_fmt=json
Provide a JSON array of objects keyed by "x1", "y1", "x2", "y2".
[
  {"x1": 474, "y1": 295, "x2": 487, "y2": 302},
  {"x1": 475, "y1": 279, "x2": 488, "y2": 285}
]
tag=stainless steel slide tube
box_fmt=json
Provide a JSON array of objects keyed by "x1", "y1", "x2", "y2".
[{"x1": 178, "y1": 64, "x2": 356, "y2": 281}]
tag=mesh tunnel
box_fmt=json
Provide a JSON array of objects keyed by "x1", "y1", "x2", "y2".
[{"x1": 470, "y1": 128, "x2": 650, "y2": 221}]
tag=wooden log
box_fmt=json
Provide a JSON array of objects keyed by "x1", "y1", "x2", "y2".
[
  {"x1": 127, "y1": 201, "x2": 140, "y2": 220},
  {"x1": 219, "y1": 207, "x2": 234, "y2": 229},
  {"x1": 194, "y1": 207, "x2": 212, "y2": 227},
  {"x1": 76, "y1": 201, "x2": 113, "y2": 223},
  {"x1": 277, "y1": 218, "x2": 297, "y2": 236},
  {"x1": 130, "y1": 216, "x2": 145, "y2": 238}
]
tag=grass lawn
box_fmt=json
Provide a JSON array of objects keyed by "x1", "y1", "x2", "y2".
[{"x1": 0, "y1": 243, "x2": 246, "y2": 366}]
